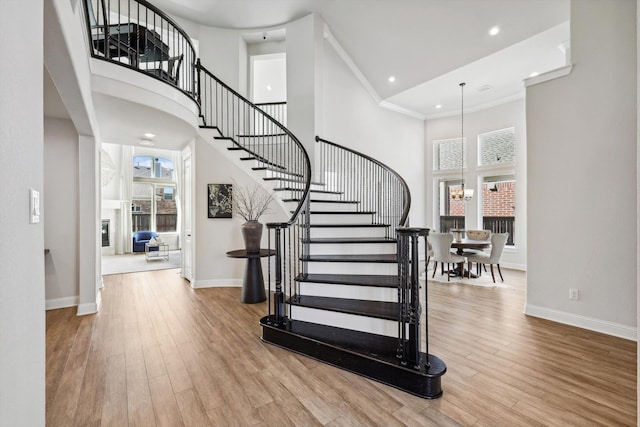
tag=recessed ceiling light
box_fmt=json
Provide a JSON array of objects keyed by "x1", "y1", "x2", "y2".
[
  {"x1": 388, "y1": 76, "x2": 396, "y2": 83},
  {"x1": 478, "y1": 84, "x2": 493, "y2": 92},
  {"x1": 529, "y1": 72, "x2": 540, "y2": 78},
  {"x1": 435, "y1": 104, "x2": 442, "y2": 109},
  {"x1": 489, "y1": 26, "x2": 500, "y2": 36},
  {"x1": 139, "y1": 139, "x2": 155, "y2": 146},
  {"x1": 144, "y1": 132, "x2": 156, "y2": 138},
  {"x1": 266, "y1": 85, "x2": 272, "y2": 91}
]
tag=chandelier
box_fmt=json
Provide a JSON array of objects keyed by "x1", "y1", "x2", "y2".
[{"x1": 451, "y1": 82, "x2": 474, "y2": 201}]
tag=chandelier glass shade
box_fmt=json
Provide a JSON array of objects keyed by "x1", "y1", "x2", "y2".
[{"x1": 451, "y1": 82, "x2": 473, "y2": 202}]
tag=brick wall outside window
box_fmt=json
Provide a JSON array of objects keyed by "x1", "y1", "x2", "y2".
[{"x1": 482, "y1": 181, "x2": 515, "y2": 216}]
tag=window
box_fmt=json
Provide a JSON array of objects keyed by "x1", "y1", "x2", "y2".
[
  {"x1": 481, "y1": 175, "x2": 515, "y2": 245},
  {"x1": 478, "y1": 128, "x2": 515, "y2": 166},
  {"x1": 155, "y1": 186, "x2": 177, "y2": 232},
  {"x1": 132, "y1": 155, "x2": 177, "y2": 233},
  {"x1": 477, "y1": 128, "x2": 517, "y2": 245},
  {"x1": 437, "y1": 179, "x2": 465, "y2": 232},
  {"x1": 132, "y1": 183, "x2": 152, "y2": 232},
  {"x1": 133, "y1": 156, "x2": 174, "y2": 179},
  {"x1": 433, "y1": 138, "x2": 464, "y2": 171}
]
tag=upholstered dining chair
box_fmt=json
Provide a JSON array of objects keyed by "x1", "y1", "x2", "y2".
[
  {"x1": 426, "y1": 237, "x2": 434, "y2": 266},
  {"x1": 429, "y1": 233, "x2": 466, "y2": 282},
  {"x1": 465, "y1": 232, "x2": 509, "y2": 282}
]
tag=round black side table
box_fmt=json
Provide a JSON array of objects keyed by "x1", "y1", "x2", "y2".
[{"x1": 225, "y1": 249, "x2": 275, "y2": 303}]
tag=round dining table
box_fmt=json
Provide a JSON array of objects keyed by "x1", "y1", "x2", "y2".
[
  {"x1": 449, "y1": 239, "x2": 491, "y2": 277},
  {"x1": 451, "y1": 239, "x2": 491, "y2": 255}
]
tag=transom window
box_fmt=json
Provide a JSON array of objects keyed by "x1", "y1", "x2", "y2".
[
  {"x1": 478, "y1": 127, "x2": 515, "y2": 166},
  {"x1": 433, "y1": 138, "x2": 465, "y2": 171},
  {"x1": 133, "y1": 156, "x2": 174, "y2": 179}
]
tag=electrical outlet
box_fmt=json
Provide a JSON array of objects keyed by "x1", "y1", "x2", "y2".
[{"x1": 569, "y1": 288, "x2": 579, "y2": 300}]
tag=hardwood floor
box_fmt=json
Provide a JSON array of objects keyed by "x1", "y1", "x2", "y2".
[{"x1": 46, "y1": 268, "x2": 637, "y2": 426}]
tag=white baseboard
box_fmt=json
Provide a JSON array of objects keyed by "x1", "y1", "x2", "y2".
[
  {"x1": 502, "y1": 262, "x2": 526, "y2": 271},
  {"x1": 191, "y1": 279, "x2": 243, "y2": 289},
  {"x1": 525, "y1": 304, "x2": 637, "y2": 341},
  {"x1": 45, "y1": 296, "x2": 79, "y2": 310},
  {"x1": 77, "y1": 302, "x2": 99, "y2": 316}
]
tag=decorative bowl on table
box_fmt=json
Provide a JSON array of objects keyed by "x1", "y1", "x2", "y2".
[{"x1": 466, "y1": 230, "x2": 491, "y2": 241}]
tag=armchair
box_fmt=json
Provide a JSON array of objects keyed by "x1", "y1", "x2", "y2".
[{"x1": 132, "y1": 231, "x2": 158, "y2": 253}]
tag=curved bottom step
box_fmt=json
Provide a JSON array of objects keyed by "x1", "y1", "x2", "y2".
[{"x1": 260, "y1": 316, "x2": 446, "y2": 399}]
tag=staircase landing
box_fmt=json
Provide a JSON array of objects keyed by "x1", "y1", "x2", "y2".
[{"x1": 260, "y1": 316, "x2": 446, "y2": 399}]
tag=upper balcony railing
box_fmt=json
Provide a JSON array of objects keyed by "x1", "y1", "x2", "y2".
[{"x1": 83, "y1": 0, "x2": 197, "y2": 100}]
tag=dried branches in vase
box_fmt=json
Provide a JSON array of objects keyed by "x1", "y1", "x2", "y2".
[
  {"x1": 233, "y1": 183, "x2": 275, "y2": 253},
  {"x1": 233, "y1": 183, "x2": 275, "y2": 222}
]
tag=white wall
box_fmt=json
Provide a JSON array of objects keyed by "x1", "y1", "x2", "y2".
[
  {"x1": 425, "y1": 99, "x2": 527, "y2": 269},
  {"x1": 0, "y1": 1, "x2": 45, "y2": 425},
  {"x1": 192, "y1": 137, "x2": 285, "y2": 287},
  {"x1": 526, "y1": 0, "x2": 636, "y2": 339},
  {"x1": 44, "y1": 118, "x2": 80, "y2": 308},
  {"x1": 198, "y1": 26, "x2": 244, "y2": 92},
  {"x1": 287, "y1": 14, "x2": 325, "y2": 159},
  {"x1": 321, "y1": 37, "x2": 426, "y2": 227}
]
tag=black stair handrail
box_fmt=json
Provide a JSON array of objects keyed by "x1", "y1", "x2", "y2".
[
  {"x1": 196, "y1": 61, "x2": 311, "y2": 326},
  {"x1": 315, "y1": 136, "x2": 411, "y2": 237},
  {"x1": 82, "y1": 0, "x2": 198, "y2": 100},
  {"x1": 196, "y1": 60, "x2": 311, "y2": 225}
]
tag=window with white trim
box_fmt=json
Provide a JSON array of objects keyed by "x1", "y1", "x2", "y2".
[
  {"x1": 478, "y1": 127, "x2": 515, "y2": 166},
  {"x1": 132, "y1": 156, "x2": 177, "y2": 233}
]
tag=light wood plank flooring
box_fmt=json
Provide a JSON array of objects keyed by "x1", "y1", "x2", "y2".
[{"x1": 46, "y1": 268, "x2": 636, "y2": 426}]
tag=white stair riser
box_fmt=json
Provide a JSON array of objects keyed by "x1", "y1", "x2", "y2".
[
  {"x1": 309, "y1": 227, "x2": 388, "y2": 239},
  {"x1": 310, "y1": 214, "x2": 373, "y2": 225},
  {"x1": 275, "y1": 182, "x2": 324, "y2": 191},
  {"x1": 306, "y1": 262, "x2": 397, "y2": 275},
  {"x1": 290, "y1": 306, "x2": 398, "y2": 337},
  {"x1": 310, "y1": 192, "x2": 342, "y2": 201},
  {"x1": 298, "y1": 282, "x2": 397, "y2": 302},
  {"x1": 278, "y1": 191, "x2": 342, "y2": 201},
  {"x1": 309, "y1": 243, "x2": 397, "y2": 255},
  {"x1": 264, "y1": 170, "x2": 303, "y2": 180},
  {"x1": 309, "y1": 202, "x2": 359, "y2": 211}
]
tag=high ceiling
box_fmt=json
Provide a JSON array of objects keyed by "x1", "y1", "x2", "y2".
[
  {"x1": 152, "y1": 0, "x2": 570, "y2": 117},
  {"x1": 45, "y1": 0, "x2": 570, "y2": 135}
]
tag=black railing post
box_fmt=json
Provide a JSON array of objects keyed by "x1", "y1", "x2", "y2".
[
  {"x1": 397, "y1": 227, "x2": 430, "y2": 370},
  {"x1": 396, "y1": 229, "x2": 409, "y2": 362},
  {"x1": 195, "y1": 58, "x2": 202, "y2": 116},
  {"x1": 269, "y1": 223, "x2": 286, "y2": 325}
]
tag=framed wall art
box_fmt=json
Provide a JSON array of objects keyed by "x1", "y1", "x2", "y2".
[{"x1": 207, "y1": 183, "x2": 232, "y2": 218}]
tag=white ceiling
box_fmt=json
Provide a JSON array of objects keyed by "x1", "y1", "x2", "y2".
[
  {"x1": 44, "y1": 0, "x2": 570, "y2": 129},
  {"x1": 152, "y1": 0, "x2": 570, "y2": 117}
]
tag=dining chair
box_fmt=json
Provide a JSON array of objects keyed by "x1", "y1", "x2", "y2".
[
  {"x1": 429, "y1": 233, "x2": 466, "y2": 281},
  {"x1": 426, "y1": 237, "x2": 434, "y2": 267},
  {"x1": 465, "y1": 232, "x2": 509, "y2": 282}
]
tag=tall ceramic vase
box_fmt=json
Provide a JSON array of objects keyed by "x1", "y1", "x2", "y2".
[{"x1": 241, "y1": 220, "x2": 263, "y2": 253}]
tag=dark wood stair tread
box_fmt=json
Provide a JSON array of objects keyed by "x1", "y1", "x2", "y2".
[
  {"x1": 236, "y1": 133, "x2": 287, "y2": 138},
  {"x1": 260, "y1": 316, "x2": 446, "y2": 399},
  {"x1": 305, "y1": 211, "x2": 375, "y2": 215},
  {"x1": 274, "y1": 188, "x2": 342, "y2": 195},
  {"x1": 284, "y1": 199, "x2": 359, "y2": 204},
  {"x1": 289, "y1": 294, "x2": 398, "y2": 321},
  {"x1": 304, "y1": 237, "x2": 396, "y2": 244},
  {"x1": 302, "y1": 254, "x2": 397, "y2": 263},
  {"x1": 278, "y1": 318, "x2": 398, "y2": 359},
  {"x1": 309, "y1": 223, "x2": 389, "y2": 228},
  {"x1": 295, "y1": 273, "x2": 398, "y2": 287},
  {"x1": 263, "y1": 176, "x2": 305, "y2": 183}
]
